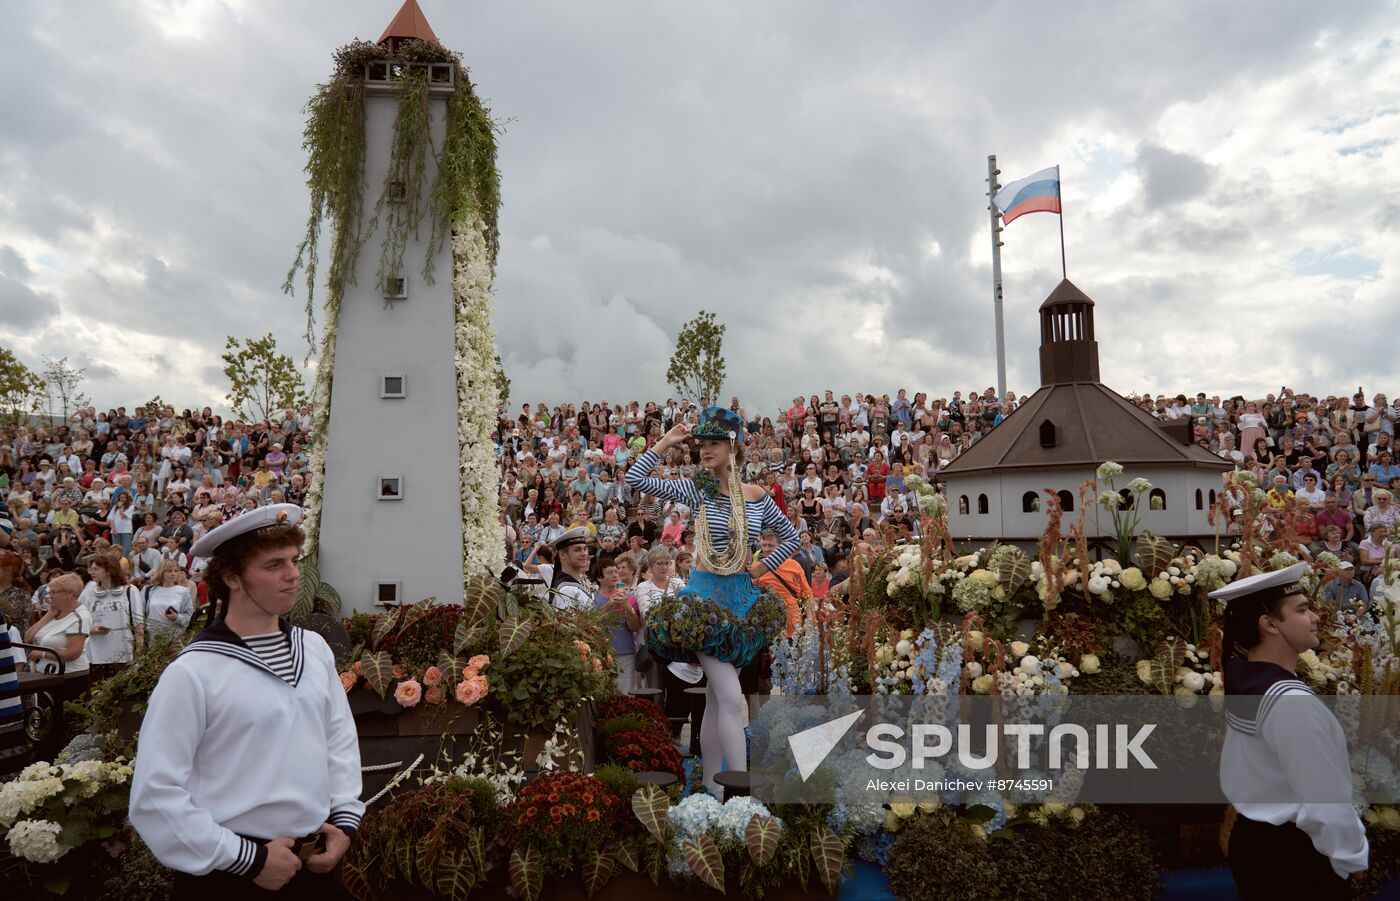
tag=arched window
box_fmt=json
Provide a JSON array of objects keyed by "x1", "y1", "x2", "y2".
[
  {"x1": 977, "y1": 494, "x2": 989, "y2": 515},
  {"x1": 959, "y1": 495, "x2": 970, "y2": 515},
  {"x1": 1022, "y1": 491, "x2": 1040, "y2": 513},
  {"x1": 1195, "y1": 488, "x2": 1204, "y2": 510},
  {"x1": 1039, "y1": 420, "x2": 1057, "y2": 448},
  {"x1": 1058, "y1": 490, "x2": 1075, "y2": 512},
  {"x1": 1209, "y1": 489, "x2": 1217, "y2": 507},
  {"x1": 1149, "y1": 488, "x2": 1167, "y2": 510},
  {"x1": 1118, "y1": 488, "x2": 1134, "y2": 510}
]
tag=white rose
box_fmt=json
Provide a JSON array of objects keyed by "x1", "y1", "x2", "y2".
[
  {"x1": 895, "y1": 640, "x2": 913, "y2": 657},
  {"x1": 1010, "y1": 641, "x2": 1030, "y2": 658}
]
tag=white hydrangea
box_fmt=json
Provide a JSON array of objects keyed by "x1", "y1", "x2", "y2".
[{"x1": 6, "y1": 819, "x2": 69, "y2": 864}]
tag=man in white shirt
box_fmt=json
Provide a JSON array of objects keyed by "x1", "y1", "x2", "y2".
[{"x1": 130, "y1": 537, "x2": 163, "y2": 584}]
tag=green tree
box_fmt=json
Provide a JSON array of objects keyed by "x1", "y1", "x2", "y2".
[
  {"x1": 41, "y1": 356, "x2": 89, "y2": 424},
  {"x1": 666, "y1": 310, "x2": 726, "y2": 405},
  {"x1": 222, "y1": 333, "x2": 308, "y2": 423},
  {"x1": 494, "y1": 350, "x2": 510, "y2": 408},
  {"x1": 0, "y1": 346, "x2": 45, "y2": 427}
]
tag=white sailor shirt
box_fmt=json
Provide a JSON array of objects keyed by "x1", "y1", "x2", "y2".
[
  {"x1": 129, "y1": 619, "x2": 364, "y2": 879},
  {"x1": 1220, "y1": 659, "x2": 1368, "y2": 879}
]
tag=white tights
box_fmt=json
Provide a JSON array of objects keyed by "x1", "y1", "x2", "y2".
[{"x1": 697, "y1": 652, "x2": 746, "y2": 798}]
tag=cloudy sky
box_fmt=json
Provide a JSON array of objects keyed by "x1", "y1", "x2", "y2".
[{"x1": 1, "y1": 0, "x2": 1396, "y2": 416}]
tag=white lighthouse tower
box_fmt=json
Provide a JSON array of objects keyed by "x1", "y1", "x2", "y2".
[{"x1": 314, "y1": 0, "x2": 471, "y2": 613}]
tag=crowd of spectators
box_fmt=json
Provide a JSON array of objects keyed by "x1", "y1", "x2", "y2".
[{"x1": 2, "y1": 385, "x2": 1398, "y2": 689}]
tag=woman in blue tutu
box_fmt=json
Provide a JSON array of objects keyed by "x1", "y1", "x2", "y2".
[{"x1": 625, "y1": 406, "x2": 799, "y2": 797}]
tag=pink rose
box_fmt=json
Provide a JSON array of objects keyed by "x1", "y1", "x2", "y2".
[
  {"x1": 339, "y1": 672, "x2": 356, "y2": 692},
  {"x1": 455, "y1": 676, "x2": 488, "y2": 706},
  {"x1": 468, "y1": 654, "x2": 490, "y2": 671},
  {"x1": 425, "y1": 684, "x2": 444, "y2": 705},
  {"x1": 394, "y1": 678, "x2": 423, "y2": 708},
  {"x1": 423, "y1": 666, "x2": 443, "y2": 687}
]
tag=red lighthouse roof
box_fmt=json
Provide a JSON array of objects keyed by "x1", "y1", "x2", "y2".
[{"x1": 378, "y1": 0, "x2": 440, "y2": 48}]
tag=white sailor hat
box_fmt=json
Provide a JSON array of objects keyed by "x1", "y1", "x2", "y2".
[
  {"x1": 1207, "y1": 562, "x2": 1308, "y2": 607},
  {"x1": 190, "y1": 503, "x2": 304, "y2": 558},
  {"x1": 552, "y1": 526, "x2": 593, "y2": 550}
]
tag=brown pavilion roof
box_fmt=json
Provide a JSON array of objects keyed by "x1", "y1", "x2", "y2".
[
  {"x1": 378, "y1": 0, "x2": 440, "y2": 46},
  {"x1": 939, "y1": 381, "x2": 1231, "y2": 476}
]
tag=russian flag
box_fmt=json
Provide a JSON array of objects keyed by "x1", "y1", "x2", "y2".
[{"x1": 993, "y1": 165, "x2": 1061, "y2": 225}]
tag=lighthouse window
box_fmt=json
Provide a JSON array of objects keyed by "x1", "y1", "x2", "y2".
[
  {"x1": 977, "y1": 494, "x2": 989, "y2": 515},
  {"x1": 374, "y1": 581, "x2": 402, "y2": 606},
  {"x1": 1149, "y1": 488, "x2": 1167, "y2": 510},
  {"x1": 378, "y1": 475, "x2": 403, "y2": 500},
  {"x1": 1195, "y1": 489, "x2": 1204, "y2": 510},
  {"x1": 1057, "y1": 490, "x2": 1075, "y2": 512},
  {"x1": 1022, "y1": 491, "x2": 1040, "y2": 513},
  {"x1": 384, "y1": 277, "x2": 408, "y2": 299},
  {"x1": 381, "y1": 374, "x2": 406, "y2": 398},
  {"x1": 1039, "y1": 420, "x2": 1057, "y2": 448}
]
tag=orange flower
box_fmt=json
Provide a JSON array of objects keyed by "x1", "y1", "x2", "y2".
[
  {"x1": 339, "y1": 672, "x2": 355, "y2": 692},
  {"x1": 586, "y1": 809, "x2": 600, "y2": 822},
  {"x1": 351, "y1": 661, "x2": 363, "y2": 676},
  {"x1": 391, "y1": 664, "x2": 407, "y2": 679},
  {"x1": 462, "y1": 665, "x2": 478, "y2": 681},
  {"x1": 468, "y1": 654, "x2": 490, "y2": 670},
  {"x1": 425, "y1": 684, "x2": 444, "y2": 705},
  {"x1": 423, "y1": 666, "x2": 443, "y2": 687},
  {"x1": 394, "y1": 678, "x2": 423, "y2": 708}
]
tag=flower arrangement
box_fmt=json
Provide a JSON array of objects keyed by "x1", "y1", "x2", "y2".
[
  {"x1": 341, "y1": 777, "x2": 500, "y2": 901},
  {"x1": 0, "y1": 758, "x2": 133, "y2": 867},
  {"x1": 503, "y1": 772, "x2": 621, "y2": 877},
  {"x1": 596, "y1": 695, "x2": 671, "y2": 734},
  {"x1": 603, "y1": 727, "x2": 684, "y2": 780}
]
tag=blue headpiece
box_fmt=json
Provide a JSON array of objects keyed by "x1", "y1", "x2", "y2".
[{"x1": 694, "y1": 406, "x2": 744, "y2": 441}]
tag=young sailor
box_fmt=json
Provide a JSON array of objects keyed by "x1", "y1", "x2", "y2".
[
  {"x1": 1212, "y1": 562, "x2": 1368, "y2": 896},
  {"x1": 130, "y1": 503, "x2": 363, "y2": 897}
]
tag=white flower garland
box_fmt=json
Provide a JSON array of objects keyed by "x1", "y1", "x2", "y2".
[
  {"x1": 300, "y1": 286, "x2": 342, "y2": 557},
  {"x1": 453, "y1": 215, "x2": 506, "y2": 579}
]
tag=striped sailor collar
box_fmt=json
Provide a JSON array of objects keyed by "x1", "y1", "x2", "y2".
[
  {"x1": 182, "y1": 617, "x2": 306, "y2": 687},
  {"x1": 1223, "y1": 658, "x2": 1314, "y2": 736}
]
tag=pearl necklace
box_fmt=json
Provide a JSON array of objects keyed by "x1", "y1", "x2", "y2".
[{"x1": 694, "y1": 450, "x2": 750, "y2": 576}]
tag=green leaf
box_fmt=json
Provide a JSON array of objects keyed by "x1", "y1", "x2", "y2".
[
  {"x1": 510, "y1": 846, "x2": 542, "y2": 901},
  {"x1": 582, "y1": 844, "x2": 617, "y2": 897},
  {"x1": 42, "y1": 873, "x2": 71, "y2": 895},
  {"x1": 499, "y1": 592, "x2": 521, "y2": 622},
  {"x1": 294, "y1": 553, "x2": 321, "y2": 621},
  {"x1": 682, "y1": 833, "x2": 724, "y2": 893},
  {"x1": 995, "y1": 546, "x2": 1033, "y2": 594},
  {"x1": 371, "y1": 606, "x2": 403, "y2": 650},
  {"x1": 315, "y1": 580, "x2": 343, "y2": 616},
  {"x1": 809, "y1": 825, "x2": 845, "y2": 897},
  {"x1": 1135, "y1": 532, "x2": 1177, "y2": 581},
  {"x1": 964, "y1": 804, "x2": 997, "y2": 825},
  {"x1": 361, "y1": 650, "x2": 396, "y2": 699},
  {"x1": 1149, "y1": 637, "x2": 1189, "y2": 696},
  {"x1": 434, "y1": 849, "x2": 480, "y2": 901},
  {"x1": 437, "y1": 651, "x2": 462, "y2": 682},
  {"x1": 341, "y1": 858, "x2": 374, "y2": 901},
  {"x1": 499, "y1": 616, "x2": 532, "y2": 658},
  {"x1": 631, "y1": 785, "x2": 670, "y2": 844},
  {"x1": 463, "y1": 572, "x2": 502, "y2": 626},
  {"x1": 745, "y1": 814, "x2": 780, "y2": 865},
  {"x1": 614, "y1": 837, "x2": 640, "y2": 873},
  {"x1": 454, "y1": 617, "x2": 482, "y2": 656},
  {"x1": 396, "y1": 828, "x2": 417, "y2": 884}
]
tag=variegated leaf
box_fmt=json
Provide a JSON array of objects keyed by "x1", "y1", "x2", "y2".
[
  {"x1": 510, "y1": 846, "x2": 542, "y2": 901},
  {"x1": 399, "y1": 597, "x2": 437, "y2": 634},
  {"x1": 614, "y1": 837, "x2": 639, "y2": 873},
  {"x1": 361, "y1": 650, "x2": 396, "y2": 699},
  {"x1": 1135, "y1": 532, "x2": 1177, "y2": 581},
  {"x1": 454, "y1": 618, "x2": 482, "y2": 656},
  {"x1": 294, "y1": 554, "x2": 321, "y2": 621},
  {"x1": 1149, "y1": 636, "x2": 1190, "y2": 695},
  {"x1": 437, "y1": 651, "x2": 462, "y2": 682},
  {"x1": 682, "y1": 833, "x2": 724, "y2": 893},
  {"x1": 371, "y1": 606, "x2": 402, "y2": 649},
  {"x1": 809, "y1": 825, "x2": 845, "y2": 897},
  {"x1": 463, "y1": 572, "x2": 502, "y2": 626},
  {"x1": 340, "y1": 858, "x2": 374, "y2": 901},
  {"x1": 499, "y1": 616, "x2": 532, "y2": 658},
  {"x1": 745, "y1": 814, "x2": 779, "y2": 865},
  {"x1": 315, "y1": 581, "x2": 342, "y2": 616},
  {"x1": 631, "y1": 785, "x2": 670, "y2": 844},
  {"x1": 435, "y1": 849, "x2": 481, "y2": 901},
  {"x1": 995, "y1": 546, "x2": 1032, "y2": 594},
  {"x1": 581, "y1": 844, "x2": 616, "y2": 897}
]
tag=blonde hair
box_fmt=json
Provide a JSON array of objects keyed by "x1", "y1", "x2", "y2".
[
  {"x1": 49, "y1": 572, "x2": 84, "y2": 597},
  {"x1": 151, "y1": 559, "x2": 185, "y2": 586}
]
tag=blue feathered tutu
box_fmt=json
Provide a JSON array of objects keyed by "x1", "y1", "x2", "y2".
[{"x1": 643, "y1": 570, "x2": 785, "y2": 668}]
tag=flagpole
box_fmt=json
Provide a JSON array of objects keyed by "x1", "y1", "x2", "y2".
[
  {"x1": 987, "y1": 155, "x2": 1007, "y2": 400},
  {"x1": 1057, "y1": 164, "x2": 1067, "y2": 279}
]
